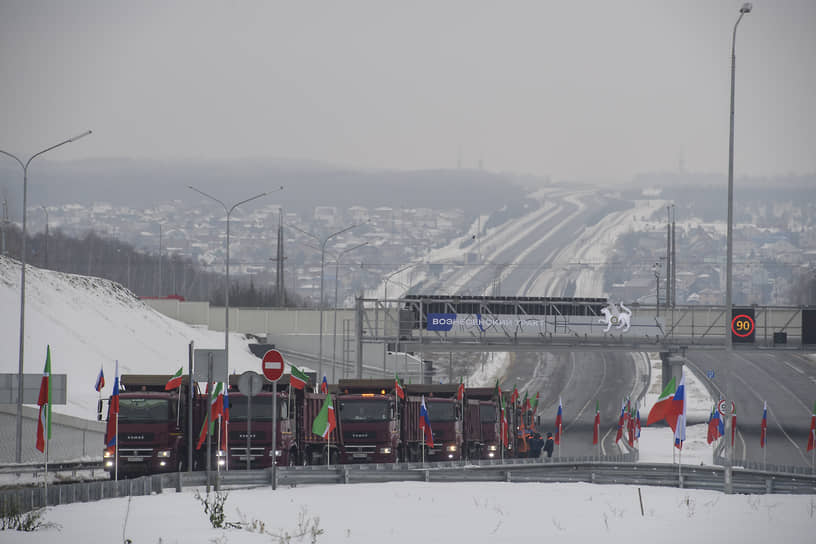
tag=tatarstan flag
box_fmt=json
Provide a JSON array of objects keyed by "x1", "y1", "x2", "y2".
[
  {"x1": 592, "y1": 400, "x2": 600, "y2": 445},
  {"x1": 165, "y1": 367, "x2": 183, "y2": 390},
  {"x1": 394, "y1": 374, "x2": 405, "y2": 400},
  {"x1": 312, "y1": 393, "x2": 336, "y2": 439},
  {"x1": 35, "y1": 346, "x2": 53, "y2": 453},
  {"x1": 646, "y1": 376, "x2": 677, "y2": 427},
  {"x1": 290, "y1": 366, "x2": 309, "y2": 390},
  {"x1": 807, "y1": 401, "x2": 816, "y2": 452}
]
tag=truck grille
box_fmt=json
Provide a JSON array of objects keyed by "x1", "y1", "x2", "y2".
[
  {"x1": 118, "y1": 448, "x2": 153, "y2": 457},
  {"x1": 229, "y1": 447, "x2": 266, "y2": 460}
]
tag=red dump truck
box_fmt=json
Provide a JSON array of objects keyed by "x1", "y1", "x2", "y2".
[
  {"x1": 403, "y1": 384, "x2": 463, "y2": 461},
  {"x1": 101, "y1": 374, "x2": 203, "y2": 478},
  {"x1": 335, "y1": 380, "x2": 401, "y2": 463},
  {"x1": 222, "y1": 375, "x2": 294, "y2": 469},
  {"x1": 463, "y1": 387, "x2": 502, "y2": 459}
]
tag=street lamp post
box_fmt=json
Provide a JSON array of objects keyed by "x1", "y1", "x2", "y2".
[
  {"x1": 40, "y1": 206, "x2": 49, "y2": 269},
  {"x1": 724, "y1": 2, "x2": 752, "y2": 481},
  {"x1": 384, "y1": 263, "x2": 415, "y2": 305},
  {"x1": 189, "y1": 186, "x2": 282, "y2": 384},
  {"x1": 290, "y1": 223, "x2": 362, "y2": 381},
  {"x1": 653, "y1": 261, "x2": 662, "y2": 317},
  {"x1": 1, "y1": 129, "x2": 92, "y2": 463},
  {"x1": 332, "y1": 242, "x2": 367, "y2": 382},
  {"x1": 726, "y1": 2, "x2": 752, "y2": 352}
]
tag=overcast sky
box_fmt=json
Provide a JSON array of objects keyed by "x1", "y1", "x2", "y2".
[{"x1": 1, "y1": 1, "x2": 814, "y2": 183}]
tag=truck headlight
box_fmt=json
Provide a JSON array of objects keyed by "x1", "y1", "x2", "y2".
[
  {"x1": 379, "y1": 447, "x2": 392, "y2": 454},
  {"x1": 488, "y1": 445, "x2": 498, "y2": 452},
  {"x1": 103, "y1": 450, "x2": 114, "y2": 459},
  {"x1": 270, "y1": 450, "x2": 281, "y2": 457},
  {"x1": 446, "y1": 445, "x2": 457, "y2": 452},
  {"x1": 157, "y1": 450, "x2": 171, "y2": 458},
  {"x1": 216, "y1": 450, "x2": 226, "y2": 457}
]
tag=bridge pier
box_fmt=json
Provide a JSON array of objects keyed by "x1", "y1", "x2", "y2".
[{"x1": 660, "y1": 352, "x2": 685, "y2": 389}]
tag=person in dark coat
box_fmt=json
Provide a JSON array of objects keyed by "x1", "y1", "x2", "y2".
[
  {"x1": 527, "y1": 432, "x2": 544, "y2": 458},
  {"x1": 543, "y1": 432, "x2": 555, "y2": 459}
]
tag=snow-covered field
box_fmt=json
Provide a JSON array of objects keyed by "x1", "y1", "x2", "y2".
[{"x1": 3, "y1": 479, "x2": 815, "y2": 543}]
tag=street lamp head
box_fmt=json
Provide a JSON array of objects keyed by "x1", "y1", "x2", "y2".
[
  {"x1": 740, "y1": 3, "x2": 752, "y2": 13},
  {"x1": 68, "y1": 130, "x2": 93, "y2": 142}
]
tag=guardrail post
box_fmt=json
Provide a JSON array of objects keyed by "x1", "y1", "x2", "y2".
[
  {"x1": 424, "y1": 470, "x2": 430, "y2": 482},
  {"x1": 724, "y1": 466, "x2": 733, "y2": 494},
  {"x1": 176, "y1": 471, "x2": 183, "y2": 493},
  {"x1": 765, "y1": 479, "x2": 773, "y2": 494},
  {"x1": 343, "y1": 469, "x2": 350, "y2": 484},
  {"x1": 678, "y1": 475, "x2": 684, "y2": 489},
  {"x1": 505, "y1": 471, "x2": 512, "y2": 483}
]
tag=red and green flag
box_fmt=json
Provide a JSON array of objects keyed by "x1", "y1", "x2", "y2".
[
  {"x1": 646, "y1": 376, "x2": 677, "y2": 427},
  {"x1": 592, "y1": 400, "x2": 600, "y2": 445},
  {"x1": 456, "y1": 378, "x2": 464, "y2": 401},
  {"x1": 312, "y1": 393, "x2": 336, "y2": 439},
  {"x1": 195, "y1": 382, "x2": 224, "y2": 450},
  {"x1": 35, "y1": 346, "x2": 53, "y2": 453},
  {"x1": 164, "y1": 367, "x2": 183, "y2": 390},
  {"x1": 807, "y1": 401, "x2": 815, "y2": 452},
  {"x1": 510, "y1": 386, "x2": 518, "y2": 406},
  {"x1": 290, "y1": 366, "x2": 309, "y2": 390},
  {"x1": 394, "y1": 374, "x2": 405, "y2": 400},
  {"x1": 531, "y1": 392, "x2": 540, "y2": 414}
]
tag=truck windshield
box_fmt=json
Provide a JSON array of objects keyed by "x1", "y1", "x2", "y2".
[
  {"x1": 118, "y1": 398, "x2": 175, "y2": 423},
  {"x1": 339, "y1": 400, "x2": 390, "y2": 422},
  {"x1": 228, "y1": 397, "x2": 288, "y2": 421},
  {"x1": 427, "y1": 401, "x2": 456, "y2": 422},
  {"x1": 479, "y1": 404, "x2": 496, "y2": 423}
]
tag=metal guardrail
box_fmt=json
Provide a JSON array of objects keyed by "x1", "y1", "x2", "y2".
[
  {"x1": 2, "y1": 457, "x2": 815, "y2": 515},
  {"x1": 0, "y1": 460, "x2": 104, "y2": 476}
]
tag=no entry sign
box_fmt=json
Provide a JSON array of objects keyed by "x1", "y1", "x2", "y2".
[{"x1": 261, "y1": 349, "x2": 285, "y2": 382}]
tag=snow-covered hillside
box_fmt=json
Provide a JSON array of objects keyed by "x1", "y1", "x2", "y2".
[{"x1": 0, "y1": 256, "x2": 262, "y2": 420}]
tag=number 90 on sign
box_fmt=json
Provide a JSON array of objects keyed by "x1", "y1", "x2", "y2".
[{"x1": 731, "y1": 314, "x2": 754, "y2": 338}]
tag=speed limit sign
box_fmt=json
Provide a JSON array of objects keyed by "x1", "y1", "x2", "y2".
[{"x1": 731, "y1": 308, "x2": 755, "y2": 343}]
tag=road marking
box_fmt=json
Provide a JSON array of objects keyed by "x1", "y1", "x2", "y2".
[{"x1": 784, "y1": 361, "x2": 804, "y2": 375}]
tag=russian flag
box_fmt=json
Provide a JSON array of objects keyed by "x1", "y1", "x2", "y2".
[
  {"x1": 554, "y1": 397, "x2": 563, "y2": 445},
  {"x1": 760, "y1": 401, "x2": 767, "y2": 448},
  {"x1": 94, "y1": 364, "x2": 105, "y2": 392},
  {"x1": 672, "y1": 371, "x2": 686, "y2": 449},
  {"x1": 105, "y1": 361, "x2": 120, "y2": 448},
  {"x1": 419, "y1": 396, "x2": 434, "y2": 448}
]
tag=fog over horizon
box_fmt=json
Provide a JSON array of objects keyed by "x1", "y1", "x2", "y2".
[{"x1": 1, "y1": 1, "x2": 815, "y2": 184}]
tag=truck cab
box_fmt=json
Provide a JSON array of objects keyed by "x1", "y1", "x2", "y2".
[
  {"x1": 336, "y1": 380, "x2": 399, "y2": 463},
  {"x1": 224, "y1": 376, "x2": 293, "y2": 468},
  {"x1": 405, "y1": 384, "x2": 463, "y2": 461},
  {"x1": 102, "y1": 374, "x2": 197, "y2": 477}
]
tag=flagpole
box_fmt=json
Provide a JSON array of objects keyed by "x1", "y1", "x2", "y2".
[
  {"x1": 176, "y1": 387, "x2": 181, "y2": 428},
  {"x1": 115, "y1": 412, "x2": 119, "y2": 482},
  {"x1": 44, "y1": 405, "x2": 49, "y2": 507},
  {"x1": 217, "y1": 415, "x2": 221, "y2": 475},
  {"x1": 763, "y1": 435, "x2": 767, "y2": 471},
  {"x1": 678, "y1": 444, "x2": 682, "y2": 485}
]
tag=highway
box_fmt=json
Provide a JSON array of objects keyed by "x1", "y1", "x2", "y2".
[
  {"x1": 684, "y1": 350, "x2": 816, "y2": 469},
  {"x1": 414, "y1": 189, "x2": 815, "y2": 470}
]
